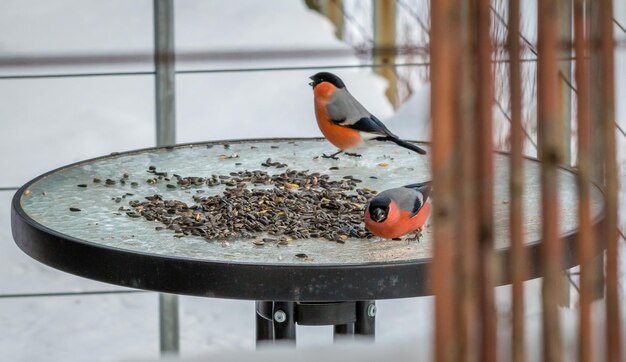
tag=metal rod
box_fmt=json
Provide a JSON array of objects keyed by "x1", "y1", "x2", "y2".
[
  {"x1": 0, "y1": 57, "x2": 583, "y2": 81},
  {"x1": 272, "y1": 301, "x2": 296, "y2": 342},
  {"x1": 154, "y1": 0, "x2": 179, "y2": 356},
  {"x1": 494, "y1": 98, "x2": 538, "y2": 151},
  {"x1": 0, "y1": 290, "x2": 147, "y2": 299},
  {"x1": 354, "y1": 301, "x2": 375, "y2": 337},
  {"x1": 600, "y1": 0, "x2": 622, "y2": 360},
  {"x1": 256, "y1": 301, "x2": 274, "y2": 345},
  {"x1": 333, "y1": 323, "x2": 355, "y2": 341},
  {"x1": 537, "y1": 0, "x2": 564, "y2": 360},
  {"x1": 154, "y1": 0, "x2": 176, "y2": 147},
  {"x1": 158, "y1": 293, "x2": 179, "y2": 354},
  {"x1": 508, "y1": 1, "x2": 526, "y2": 361},
  {"x1": 430, "y1": 0, "x2": 459, "y2": 359},
  {"x1": 574, "y1": 2, "x2": 594, "y2": 360}
]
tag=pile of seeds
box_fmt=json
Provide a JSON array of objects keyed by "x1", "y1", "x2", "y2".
[{"x1": 125, "y1": 169, "x2": 377, "y2": 243}]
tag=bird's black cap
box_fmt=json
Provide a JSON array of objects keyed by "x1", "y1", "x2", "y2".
[
  {"x1": 309, "y1": 72, "x2": 346, "y2": 89},
  {"x1": 368, "y1": 194, "x2": 391, "y2": 223}
]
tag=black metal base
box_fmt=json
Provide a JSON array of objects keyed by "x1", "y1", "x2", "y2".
[{"x1": 255, "y1": 300, "x2": 375, "y2": 346}]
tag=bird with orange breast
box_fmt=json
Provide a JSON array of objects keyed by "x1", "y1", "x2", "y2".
[
  {"x1": 364, "y1": 181, "x2": 432, "y2": 239},
  {"x1": 309, "y1": 72, "x2": 427, "y2": 159}
]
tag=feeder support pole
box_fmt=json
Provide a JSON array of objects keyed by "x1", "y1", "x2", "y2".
[{"x1": 154, "y1": 0, "x2": 179, "y2": 356}]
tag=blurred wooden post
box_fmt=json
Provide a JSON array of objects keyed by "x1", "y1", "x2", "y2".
[
  {"x1": 373, "y1": 0, "x2": 398, "y2": 108},
  {"x1": 456, "y1": 1, "x2": 480, "y2": 359},
  {"x1": 557, "y1": 0, "x2": 573, "y2": 308},
  {"x1": 599, "y1": 0, "x2": 622, "y2": 360},
  {"x1": 508, "y1": 1, "x2": 526, "y2": 361},
  {"x1": 588, "y1": 0, "x2": 607, "y2": 302},
  {"x1": 430, "y1": 0, "x2": 460, "y2": 360},
  {"x1": 558, "y1": 0, "x2": 573, "y2": 166},
  {"x1": 537, "y1": 0, "x2": 564, "y2": 360},
  {"x1": 573, "y1": 1, "x2": 594, "y2": 360},
  {"x1": 475, "y1": 1, "x2": 496, "y2": 361},
  {"x1": 321, "y1": 0, "x2": 343, "y2": 39}
]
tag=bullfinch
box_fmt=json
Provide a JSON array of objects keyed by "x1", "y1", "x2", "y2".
[
  {"x1": 364, "y1": 181, "x2": 432, "y2": 239},
  {"x1": 309, "y1": 72, "x2": 427, "y2": 159}
]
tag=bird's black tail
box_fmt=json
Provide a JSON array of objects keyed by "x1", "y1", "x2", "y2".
[{"x1": 379, "y1": 137, "x2": 427, "y2": 155}]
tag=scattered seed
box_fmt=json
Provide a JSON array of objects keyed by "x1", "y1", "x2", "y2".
[
  {"x1": 123, "y1": 168, "x2": 377, "y2": 242},
  {"x1": 77, "y1": 184, "x2": 87, "y2": 188},
  {"x1": 69, "y1": 207, "x2": 81, "y2": 212},
  {"x1": 295, "y1": 253, "x2": 308, "y2": 258},
  {"x1": 378, "y1": 162, "x2": 389, "y2": 167}
]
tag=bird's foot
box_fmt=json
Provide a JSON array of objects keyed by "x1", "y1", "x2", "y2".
[
  {"x1": 406, "y1": 228, "x2": 423, "y2": 243},
  {"x1": 321, "y1": 153, "x2": 340, "y2": 160},
  {"x1": 321, "y1": 150, "x2": 343, "y2": 160},
  {"x1": 344, "y1": 152, "x2": 362, "y2": 158}
]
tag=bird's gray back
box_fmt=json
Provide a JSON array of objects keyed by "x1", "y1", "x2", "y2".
[
  {"x1": 326, "y1": 88, "x2": 371, "y2": 124},
  {"x1": 379, "y1": 187, "x2": 423, "y2": 214}
]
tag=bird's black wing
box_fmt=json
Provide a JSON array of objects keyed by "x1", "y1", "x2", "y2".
[
  {"x1": 403, "y1": 182, "x2": 432, "y2": 216},
  {"x1": 340, "y1": 115, "x2": 397, "y2": 138}
]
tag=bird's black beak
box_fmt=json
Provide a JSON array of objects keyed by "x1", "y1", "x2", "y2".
[
  {"x1": 308, "y1": 77, "x2": 315, "y2": 87},
  {"x1": 371, "y1": 207, "x2": 387, "y2": 223}
]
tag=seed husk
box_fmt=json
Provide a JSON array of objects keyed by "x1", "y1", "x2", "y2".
[{"x1": 124, "y1": 168, "x2": 377, "y2": 243}]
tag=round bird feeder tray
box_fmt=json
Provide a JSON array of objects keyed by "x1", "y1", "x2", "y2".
[{"x1": 11, "y1": 138, "x2": 605, "y2": 301}]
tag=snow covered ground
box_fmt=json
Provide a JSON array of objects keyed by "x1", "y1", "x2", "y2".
[{"x1": 0, "y1": 1, "x2": 624, "y2": 361}]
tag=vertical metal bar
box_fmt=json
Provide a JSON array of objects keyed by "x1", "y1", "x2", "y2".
[
  {"x1": 322, "y1": 0, "x2": 344, "y2": 39},
  {"x1": 256, "y1": 301, "x2": 274, "y2": 345},
  {"x1": 273, "y1": 301, "x2": 296, "y2": 342},
  {"x1": 155, "y1": 0, "x2": 176, "y2": 147},
  {"x1": 154, "y1": 0, "x2": 178, "y2": 355},
  {"x1": 430, "y1": 0, "x2": 459, "y2": 360},
  {"x1": 158, "y1": 293, "x2": 179, "y2": 354},
  {"x1": 333, "y1": 323, "x2": 355, "y2": 341},
  {"x1": 373, "y1": 0, "x2": 398, "y2": 107},
  {"x1": 508, "y1": 1, "x2": 526, "y2": 361},
  {"x1": 475, "y1": 0, "x2": 496, "y2": 361},
  {"x1": 573, "y1": 1, "x2": 593, "y2": 360},
  {"x1": 354, "y1": 301, "x2": 375, "y2": 337},
  {"x1": 599, "y1": 1, "x2": 621, "y2": 360},
  {"x1": 537, "y1": 0, "x2": 564, "y2": 360}
]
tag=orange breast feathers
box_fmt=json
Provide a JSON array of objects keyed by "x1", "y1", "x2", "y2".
[
  {"x1": 364, "y1": 200, "x2": 431, "y2": 239},
  {"x1": 313, "y1": 82, "x2": 363, "y2": 150}
]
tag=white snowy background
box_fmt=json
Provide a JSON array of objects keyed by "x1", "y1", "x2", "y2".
[{"x1": 0, "y1": 0, "x2": 624, "y2": 361}]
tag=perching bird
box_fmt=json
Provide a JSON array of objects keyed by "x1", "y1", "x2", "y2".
[
  {"x1": 364, "y1": 181, "x2": 432, "y2": 239},
  {"x1": 309, "y1": 72, "x2": 427, "y2": 159}
]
